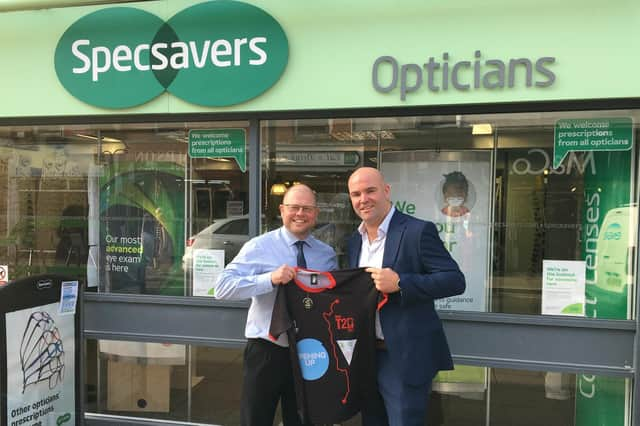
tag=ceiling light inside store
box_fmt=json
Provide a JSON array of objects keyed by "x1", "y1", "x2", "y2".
[
  {"x1": 102, "y1": 141, "x2": 128, "y2": 155},
  {"x1": 270, "y1": 183, "x2": 287, "y2": 195},
  {"x1": 273, "y1": 157, "x2": 295, "y2": 163},
  {"x1": 472, "y1": 124, "x2": 493, "y2": 135},
  {"x1": 75, "y1": 133, "x2": 122, "y2": 143}
]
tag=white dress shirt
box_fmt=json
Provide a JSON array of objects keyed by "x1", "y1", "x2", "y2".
[{"x1": 357, "y1": 206, "x2": 396, "y2": 340}]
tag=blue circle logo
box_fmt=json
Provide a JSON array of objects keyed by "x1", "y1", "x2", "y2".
[{"x1": 297, "y1": 338, "x2": 329, "y2": 381}]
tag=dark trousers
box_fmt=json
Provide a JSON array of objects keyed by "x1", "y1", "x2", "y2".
[
  {"x1": 241, "y1": 338, "x2": 303, "y2": 426},
  {"x1": 362, "y1": 349, "x2": 433, "y2": 426}
]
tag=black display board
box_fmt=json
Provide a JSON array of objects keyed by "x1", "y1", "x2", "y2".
[{"x1": 0, "y1": 275, "x2": 82, "y2": 426}]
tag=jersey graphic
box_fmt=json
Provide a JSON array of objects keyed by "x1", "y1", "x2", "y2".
[
  {"x1": 297, "y1": 338, "x2": 329, "y2": 380},
  {"x1": 337, "y1": 339, "x2": 356, "y2": 365},
  {"x1": 322, "y1": 299, "x2": 350, "y2": 404},
  {"x1": 270, "y1": 268, "x2": 381, "y2": 424}
]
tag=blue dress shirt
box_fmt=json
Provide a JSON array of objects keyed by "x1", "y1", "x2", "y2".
[{"x1": 214, "y1": 226, "x2": 337, "y2": 346}]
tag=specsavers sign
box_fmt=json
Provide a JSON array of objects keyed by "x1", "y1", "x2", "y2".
[{"x1": 54, "y1": 1, "x2": 289, "y2": 108}]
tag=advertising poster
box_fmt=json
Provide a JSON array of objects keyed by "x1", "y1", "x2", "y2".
[
  {"x1": 382, "y1": 150, "x2": 492, "y2": 312},
  {"x1": 192, "y1": 249, "x2": 225, "y2": 297},
  {"x1": 541, "y1": 260, "x2": 585, "y2": 316},
  {"x1": 576, "y1": 147, "x2": 634, "y2": 426},
  {"x1": 5, "y1": 302, "x2": 75, "y2": 426},
  {"x1": 100, "y1": 161, "x2": 185, "y2": 295}
]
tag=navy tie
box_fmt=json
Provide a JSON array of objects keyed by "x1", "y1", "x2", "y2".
[{"x1": 294, "y1": 240, "x2": 307, "y2": 268}]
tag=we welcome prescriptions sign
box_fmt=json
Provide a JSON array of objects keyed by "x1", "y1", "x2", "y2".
[
  {"x1": 188, "y1": 129, "x2": 247, "y2": 172},
  {"x1": 54, "y1": 1, "x2": 289, "y2": 108},
  {"x1": 554, "y1": 118, "x2": 633, "y2": 168}
]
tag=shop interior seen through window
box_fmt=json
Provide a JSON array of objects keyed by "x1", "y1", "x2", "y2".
[{"x1": 0, "y1": 111, "x2": 635, "y2": 319}]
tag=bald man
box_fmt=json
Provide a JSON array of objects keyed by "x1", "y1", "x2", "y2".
[
  {"x1": 215, "y1": 184, "x2": 337, "y2": 426},
  {"x1": 347, "y1": 167, "x2": 465, "y2": 426}
]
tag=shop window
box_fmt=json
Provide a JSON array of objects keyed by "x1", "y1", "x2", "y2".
[
  {"x1": 97, "y1": 121, "x2": 250, "y2": 296},
  {"x1": 85, "y1": 339, "x2": 244, "y2": 425},
  {"x1": 261, "y1": 119, "x2": 373, "y2": 267},
  {"x1": 431, "y1": 366, "x2": 631, "y2": 426},
  {"x1": 0, "y1": 121, "x2": 250, "y2": 297},
  {"x1": 85, "y1": 340, "x2": 632, "y2": 426},
  {"x1": 215, "y1": 218, "x2": 249, "y2": 235},
  {"x1": 0, "y1": 126, "x2": 93, "y2": 284},
  {"x1": 494, "y1": 115, "x2": 637, "y2": 319},
  {"x1": 262, "y1": 112, "x2": 638, "y2": 319}
]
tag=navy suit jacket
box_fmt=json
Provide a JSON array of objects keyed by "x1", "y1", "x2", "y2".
[{"x1": 348, "y1": 210, "x2": 465, "y2": 386}]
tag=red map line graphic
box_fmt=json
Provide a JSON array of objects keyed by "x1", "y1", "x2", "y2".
[{"x1": 322, "y1": 299, "x2": 350, "y2": 404}]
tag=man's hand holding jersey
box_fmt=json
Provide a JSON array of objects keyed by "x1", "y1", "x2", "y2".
[
  {"x1": 271, "y1": 264, "x2": 297, "y2": 285},
  {"x1": 365, "y1": 267, "x2": 401, "y2": 293}
]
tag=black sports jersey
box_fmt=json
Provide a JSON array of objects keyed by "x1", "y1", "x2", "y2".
[{"x1": 269, "y1": 268, "x2": 386, "y2": 424}]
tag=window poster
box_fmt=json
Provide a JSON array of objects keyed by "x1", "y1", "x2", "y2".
[
  {"x1": 541, "y1": 260, "x2": 585, "y2": 316},
  {"x1": 192, "y1": 249, "x2": 225, "y2": 297},
  {"x1": 5, "y1": 303, "x2": 76, "y2": 426},
  {"x1": 382, "y1": 150, "x2": 492, "y2": 312},
  {"x1": 99, "y1": 161, "x2": 185, "y2": 295},
  {"x1": 576, "y1": 149, "x2": 634, "y2": 426}
]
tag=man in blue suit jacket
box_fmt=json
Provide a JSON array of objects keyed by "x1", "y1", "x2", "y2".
[{"x1": 347, "y1": 167, "x2": 466, "y2": 426}]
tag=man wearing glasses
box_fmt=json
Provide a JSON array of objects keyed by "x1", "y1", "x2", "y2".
[{"x1": 215, "y1": 184, "x2": 337, "y2": 426}]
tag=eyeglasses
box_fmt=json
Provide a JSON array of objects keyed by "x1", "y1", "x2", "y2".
[{"x1": 282, "y1": 204, "x2": 317, "y2": 214}]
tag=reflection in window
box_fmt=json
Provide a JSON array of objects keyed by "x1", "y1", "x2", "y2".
[
  {"x1": 493, "y1": 125, "x2": 636, "y2": 319},
  {"x1": 85, "y1": 343, "x2": 631, "y2": 426},
  {"x1": 86, "y1": 339, "x2": 244, "y2": 425},
  {"x1": 0, "y1": 129, "x2": 93, "y2": 284},
  {"x1": 0, "y1": 112, "x2": 637, "y2": 308},
  {"x1": 184, "y1": 216, "x2": 250, "y2": 269},
  {"x1": 0, "y1": 122, "x2": 252, "y2": 297},
  {"x1": 92, "y1": 122, "x2": 250, "y2": 296},
  {"x1": 262, "y1": 113, "x2": 639, "y2": 317},
  {"x1": 261, "y1": 119, "x2": 382, "y2": 268},
  {"x1": 431, "y1": 367, "x2": 630, "y2": 426}
]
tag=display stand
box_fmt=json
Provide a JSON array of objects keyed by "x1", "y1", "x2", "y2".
[{"x1": 0, "y1": 274, "x2": 82, "y2": 426}]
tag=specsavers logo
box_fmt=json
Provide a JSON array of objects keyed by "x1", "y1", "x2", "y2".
[{"x1": 54, "y1": 1, "x2": 289, "y2": 108}]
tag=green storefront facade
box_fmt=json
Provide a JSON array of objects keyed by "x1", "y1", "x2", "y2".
[{"x1": 0, "y1": 0, "x2": 638, "y2": 425}]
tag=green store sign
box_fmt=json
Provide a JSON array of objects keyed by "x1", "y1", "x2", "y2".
[
  {"x1": 188, "y1": 129, "x2": 246, "y2": 172},
  {"x1": 553, "y1": 118, "x2": 633, "y2": 168},
  {"x1": 54, "y1": 1, "x2": 289, "y2": 108}
]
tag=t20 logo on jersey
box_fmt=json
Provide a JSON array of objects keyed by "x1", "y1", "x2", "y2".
[{"x1": 335, "y1": 315, "x2": 355, "y2": 333}]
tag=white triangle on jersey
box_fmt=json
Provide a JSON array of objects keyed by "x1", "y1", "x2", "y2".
[{"x1": 337, "y1": 339, "x2": 357, "y2": 365}]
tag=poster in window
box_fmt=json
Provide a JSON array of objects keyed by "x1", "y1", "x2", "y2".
[
  {"x1": 382, "y1": 151, "x2": 492, "y2": 312},
  {"x1": 99, "y1": 161, "x2": 185, "y2": 295}
]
